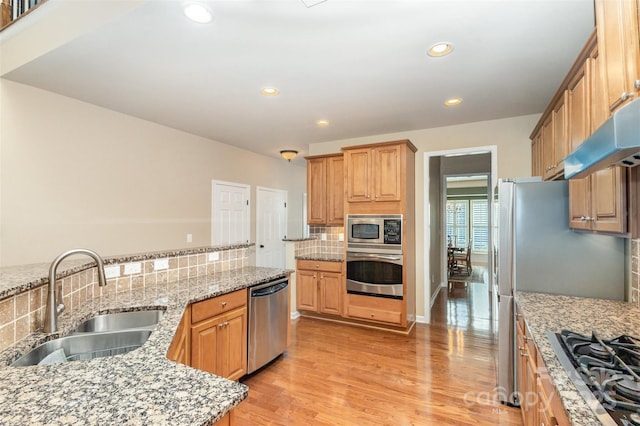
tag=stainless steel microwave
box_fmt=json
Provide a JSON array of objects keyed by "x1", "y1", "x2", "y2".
[{"x1": 346, "y1": 214, "x2": 402, "y2": 252}]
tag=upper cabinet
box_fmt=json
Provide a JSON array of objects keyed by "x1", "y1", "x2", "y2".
[
  {"x1": 595, "y1": 0, "x2": 640, "y2": 114},
  {"x1": 306, "y1": 153, "x2": 344, "y2": 226},
  {"x1": 342, "y1": 140, "x2": 417, "y2": 214}
]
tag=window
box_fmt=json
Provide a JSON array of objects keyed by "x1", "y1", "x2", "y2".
[{"x1": 446, "y1": 199, "x2": 488, "y2": 252}]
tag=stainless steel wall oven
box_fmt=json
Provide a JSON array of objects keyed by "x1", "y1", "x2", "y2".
[{"x1": 346, "y1": 214, "x2": 404, "y2": 299}]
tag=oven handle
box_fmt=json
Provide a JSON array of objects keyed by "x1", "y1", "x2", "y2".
[{"x1": 346, "y1": 252, "x2": 402, "y2": 262}]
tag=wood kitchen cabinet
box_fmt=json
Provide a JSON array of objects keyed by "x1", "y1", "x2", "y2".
[
  {"x1": 306, "y1": 154, "x2": 344, "y2": 226},
  {"x1": 516, "y1": 306, "x2": 563, "y2": 426},
  {"x1": 531, "y1": 130, "x2": 543, "y2": 177},
  {"x1": 166, "y1": 309, "x2": 190, "y2": 365},
  {"x1": 595, "y1": 0, "x2": 640, "y2": 114},
  {"x1": 569, "y1": 166, "x2": 627, "y2": 233},
  {"x1": 343, "y1": 140, "x2": 416, "y2": 211},
  {"x1": 190, "y1": 289, "x2": 247, "y2": 381},
  {"x1": 296, "y1": 259, "x2": 343, "y2": 316}
]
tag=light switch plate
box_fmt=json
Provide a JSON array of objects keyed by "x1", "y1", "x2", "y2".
[
  {"x1": 208, "y1": 252, "x2": 219, "y2": 262},
  {"x1": 154, "y1": 258, "x2": 169, "y2": 270}
]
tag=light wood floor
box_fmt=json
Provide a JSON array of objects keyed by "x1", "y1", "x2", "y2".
[{"x1": 235, "y1": 278, "x2": 522, "y2": 425}]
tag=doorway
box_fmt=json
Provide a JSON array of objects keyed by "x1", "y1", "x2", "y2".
[
  {"x1": 422, "y1": 146, "x2": 497, "y2": 325},
  {"x1": 256, "y1": 186, "x2": 288, "y2": 268}
]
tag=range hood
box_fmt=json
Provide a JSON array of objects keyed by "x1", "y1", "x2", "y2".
[{"x1": 564, "y1": 97, "x2": 640, "y2": 179}]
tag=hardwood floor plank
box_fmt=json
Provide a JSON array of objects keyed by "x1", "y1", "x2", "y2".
[{"x1": 236, "y1": 279, "x2": 521, "y2": 425}]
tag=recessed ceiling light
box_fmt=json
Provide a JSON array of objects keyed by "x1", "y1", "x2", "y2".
[
  {"x1": 428, "y1": 42, "x2": 454, "y2": 57},
  {"x1": 261, "y1": 87, "x2": 279, "y2": 96},
  {"x1": 316, "y1": 119, "x2": 330, "y2": 127},
  {"x1": 183, "y1": 3, "x2": 213, "y2": 24},
  {"x1": 444, "y1": 97, "x2": 463, "y2": 106}
]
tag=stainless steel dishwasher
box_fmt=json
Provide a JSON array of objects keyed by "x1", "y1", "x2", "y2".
[{"x1": 247, "y1": 277, "x2": 289, "y2": 374}]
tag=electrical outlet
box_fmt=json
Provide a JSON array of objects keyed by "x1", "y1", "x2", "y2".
[
  {"x1": 186, "y1": 233, "x2": 193, "y2": 243},
  {"x1": 321, "y1": 233, "x2": 327, "y2": 241},
  {"x1": 208, "y1": 252, "x2": 219, "y2": 262},
  {"x1": 338, "y1": 233, "x2": 344, "y2": 242},
  {"x1": 124, "y1": 262, "x2": 141, "y2": 275},
  {"x1": 104, "y1": 265, "x2": 121, "y2": 279},
  {"x1": 154, "y1": 258, "x2": 169, "y2": 270}
]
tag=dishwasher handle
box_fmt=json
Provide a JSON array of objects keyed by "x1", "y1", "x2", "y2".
[{"x1": 251, "y1": 278, "x2": 288, "y2": 297}]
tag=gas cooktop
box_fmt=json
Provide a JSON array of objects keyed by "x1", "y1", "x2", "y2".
[{"x1": 547, "y1": 330, "x2": 640, "y2": 426}]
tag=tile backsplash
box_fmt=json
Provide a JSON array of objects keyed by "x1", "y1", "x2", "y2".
[
  {"x1": 632, "y1": 239, "x2": 639, "y2": 306},
  {"x1": 0, "y1": 248, "x2": 249, "y2": 352},
  {"x1": 295, "y1": 226, "x2": 344, "y2": 259}
]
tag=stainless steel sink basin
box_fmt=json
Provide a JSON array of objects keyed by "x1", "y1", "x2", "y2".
[
  {"x1": 11, "y1": 329, "x2": 152, "y2": 366},
  {"x1": 73, "y1": 310, "x2": 164, "y2": 333}
]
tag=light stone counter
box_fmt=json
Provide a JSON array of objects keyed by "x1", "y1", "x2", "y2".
[
  {"x1": 516, "y1": 291, "x2": 640, "y2": 426},
  {"x1": 0, "y1": 266, "x2": 289, "y2": 425}
]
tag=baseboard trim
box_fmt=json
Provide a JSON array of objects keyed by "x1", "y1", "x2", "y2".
[
  {"x1": 290, "y1": 311, "x2": 300, "y2": 320},
  {"x1": 430, "y1": 284, "x2": 443, "y2": 308}
]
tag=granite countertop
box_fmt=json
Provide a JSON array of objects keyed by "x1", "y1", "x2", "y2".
[
  {"x1": 295, "y1": 255, "x2": 344, "y2": 262},
  {"x1": 516, "y1": 291, "x2": 640, "y2": 426},
  {"x1": 0, "y1": 266, "x2": 289, "y2": 425}
]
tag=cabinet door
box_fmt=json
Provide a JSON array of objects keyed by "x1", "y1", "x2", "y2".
[
  {"x1": 516, "y1": 323, "x2": 526, "y2": 424},
  {"x1": 568, "y1": 64, "x2": 589, "y2": 152},
  {"x1": 589, "y1": 44, "x2": 609, "y2": 133},
  {"x1": 297, "y1": 270, "x2": 318, "y2": 312},
  {"x1": 531, "y1": 134, "x2": 541, "y2": 177},
  {"x1": 552, "y1": 92, "x2": 568, "y2": 176},
  {"x1": 327, "y1": 155, "x2": 344, "y2": 225},
  {"x1": 307, "y1": 157, "x2": 327, "y2": 225},
  {"x1": 524, "y1": 353, "x2": 539, "y2": 426},
  {"x1": 218, "y1": 308, "x2": 247, "y2": 381},
  {"x1": 569, "y1": 178, "x2": 592, "y2": 230},
  {"x1": 345, "y1": 148, "x2": 372, "y2": 202},
  {"x1": 592, "y1": 166, "x2": 627, "y2": 233},
  {"x1": 373, "y1": 145, "x2": 402, "y2": 202},
  {"x1": 191, "y1": 316, "x2": 220, "y2": 374},
  {"x1": 596, "y1": 0, "x2": 640, "y2": 113},
  {"x1": 541, "y1": 114, "x2": 555, "y2": 181},
  {"x1": 319, "y1": 271, "x2": 342, "y2": 316}
]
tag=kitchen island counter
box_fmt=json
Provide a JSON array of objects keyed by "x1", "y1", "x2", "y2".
[
  {"x1": 0, "y1": 266, "x2": 289, "y2": 425},
  {"x1": 516, "y1": 291, "x2": 640, "y2": 426}
]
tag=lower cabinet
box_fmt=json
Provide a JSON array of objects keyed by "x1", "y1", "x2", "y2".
[
  {"x1": 296, "y1": 259, "x2": 343, "y2": 316},
  {"x1": 167, "y1": 288, "x2": 248, "y2": 381},
  {"x1": 516, "y1": 305, "x2": 568, "y2": 426}
]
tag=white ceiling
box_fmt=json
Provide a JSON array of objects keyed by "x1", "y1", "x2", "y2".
[{"x1": 1, "y1": 0, "x2": 596, "y2": 163}]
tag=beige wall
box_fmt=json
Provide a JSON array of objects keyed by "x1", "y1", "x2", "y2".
[
  {"x1": 0, "y1": 80, "x2": 306, "y2": 266},
  {"x1": 309, "y1": 114, "x2": 538, "y2": 320}
]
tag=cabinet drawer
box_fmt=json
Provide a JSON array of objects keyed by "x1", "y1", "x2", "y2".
[
  {"x1": 297, "y1": 259, "x2": 343, "y2": 273},
  {"x1": 347, "y1": 305, "x2": 401, "y2": 324},
  {"x1": 191, "y1": 289, "x2": 247, "y2": 323},
  {"x1": 347, "y1": 294, "x2": 402, "y2": 324}
]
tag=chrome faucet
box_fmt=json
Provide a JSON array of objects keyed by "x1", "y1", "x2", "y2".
[{"x1": 44, "y1": 248, "x2": 107, "y2": 333}]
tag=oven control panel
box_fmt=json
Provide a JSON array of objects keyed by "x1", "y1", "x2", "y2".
[{"x1": 383, "y1": 219, "x2": 402, "y2": 245}]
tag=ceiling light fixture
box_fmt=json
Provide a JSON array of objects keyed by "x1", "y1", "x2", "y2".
[
  {"x1": 428, "y1": 42, "x2": 454, "y2": 57},
  {"x1": 261, "y1": 87, "x2": 279, "y2": 96},
  {"x1": 444, "y1": 97, "x2": 463, "y2": 106},
  {"x1": 316, "y1": 119, "x2": 330, "y2": 127},
  {"x1": 183, "y1": 3, "x2": 214, "y2": 24},
  {"x1": 280, "y1": 150, "x2": 298, "y2": 162}
]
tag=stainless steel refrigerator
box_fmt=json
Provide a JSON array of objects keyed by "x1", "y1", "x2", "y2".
[{"x1": 496, "y1": 178, "x2": 625, "y2": 406}]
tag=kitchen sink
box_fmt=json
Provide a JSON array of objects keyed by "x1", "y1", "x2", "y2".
[
  {"x1": 72, "y1": 310, "x2": 164, "y2": 333},
  {"x1": 11, "y1": 329, "x2": 152, "y2": 366}
]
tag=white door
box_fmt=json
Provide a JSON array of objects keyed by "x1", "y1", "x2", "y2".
[
  {"x1": 256, "y1": 187, "x2": 287, "y2": 268},
  {"x1": 211, "y1": 180, "x2": 250, "y2": 245}
]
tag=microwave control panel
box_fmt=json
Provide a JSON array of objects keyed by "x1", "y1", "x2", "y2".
[{"x1": 383, "y1": 219, "x2": 402, "y2": 245}]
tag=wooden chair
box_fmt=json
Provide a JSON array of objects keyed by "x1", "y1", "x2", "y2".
[{"x1": 452, "y1": 240, "x2": 472, "y2": 276}]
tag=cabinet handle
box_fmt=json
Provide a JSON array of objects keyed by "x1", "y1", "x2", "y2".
[
  {"x1": 320, "y1": 274, "x2": 324, "y2": 279},
  {"x1": 370, "y1": 314, "x2": 375, "y2": 318},
  {"x1": 523, "y1": 336, "x2": 532, "y2": 342},
  {"x1": 610, "y1": 92, "x2": 636, "y2": 111},
  {"x1": 520, "y1": 351, "x2": 527, "y2": 357},
  {"x1": 217, "y1": 321, "x2": 229, "y2": 328},
  {"x1": 313, "y1": 275, "x2": 317, "y2": 279},
  {"x1": 221, "y1": 301, "x2": 227, "y2": 307},
  {"x1": 635, "y1": 80, "x2": 640, "y2": 90},
  {"x1": 515, "y1": 313, "x2": 522, "y2": 319}
]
